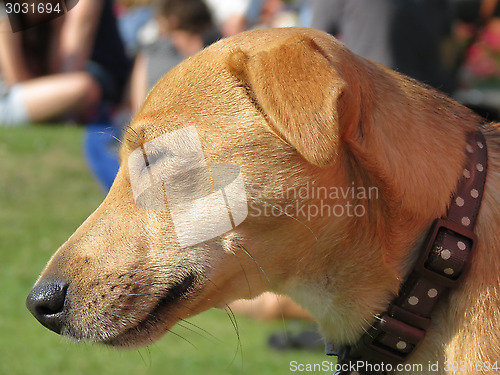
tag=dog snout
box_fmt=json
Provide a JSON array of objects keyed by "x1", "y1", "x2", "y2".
[{"x1": 26, "y1": 277, "x2": 69, "y2": 334}]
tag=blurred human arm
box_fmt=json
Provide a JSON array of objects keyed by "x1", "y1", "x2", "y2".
[
  {"x1": 54, "y1": 0, "x2": 103, "y2": 72},
  {"x1": 130, "y1": 51, "x2": 148, "y2": 113},
  {"x1": 204, "y1": 0, "x2": 249, "y2": 37},
  {"x1": 0, "y1": 18, "x2": 32, "y2": 84}
]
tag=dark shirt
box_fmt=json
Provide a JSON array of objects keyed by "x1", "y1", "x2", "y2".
[
  {"x1": 90, "y1": 0, "x2": 131, "y2": 93},
  {"x1": 144, "y1": 38, "x2": 185, "y2": 91},
  {"x1": 310, "y1": 0, "x2": 455, "y2": 93}
]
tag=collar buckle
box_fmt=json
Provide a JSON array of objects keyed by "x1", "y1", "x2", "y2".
[
  {"x1": 350, "y1": 311, "x2": 426, "y2": 364},
  {"x1": 414, "y1": 218, "x2": 477, "y2": 288}
]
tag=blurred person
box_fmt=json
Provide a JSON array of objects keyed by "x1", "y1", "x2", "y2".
[
  {"x1": 246, "y1": 0, "x2": 301, "y2": 30},
  {"x1": 204, "y1": 0, "x2": 250, "y2": 36},
  {"x1": 451, "y1": 0, "x2": 500, "y2": 120},
  {"x1": 130, "y1": 0, "x2": 219, "y2": 111},
  {"x1": 0, "y1": 0, "x2": 130, "y2": 126},
  {"x1": 91, "y1": 0, "x2": 218, "y2": 191},
  {"x1": 116, "y1": 0, "x2": 156, "y2": 57},
  {"x1": 309, "y1": 0, "x2": 456, "y2": 94}
]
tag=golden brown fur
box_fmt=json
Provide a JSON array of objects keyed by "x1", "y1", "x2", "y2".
[{"x1": 29, "y1": 28, "x2": 500, "y2": 374}]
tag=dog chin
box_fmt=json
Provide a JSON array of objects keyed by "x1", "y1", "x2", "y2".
[
  {"x1": 59, "y1": 272, "x2": 197, "y2": 348},
  {"x1": 102, "y1": 319, "x2": 174, "y2": 349},
  {"x1": 111, "y1": 272, "x2": 200, "y2": 347}
]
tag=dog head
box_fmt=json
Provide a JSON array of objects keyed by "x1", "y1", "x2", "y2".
[{"x1": 27, "y1": 28, "x2": 477, "y2": 348}]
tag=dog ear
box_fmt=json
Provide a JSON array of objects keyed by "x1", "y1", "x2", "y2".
[{"x1": 228, "y1": 36, "x2": 360, "y2": 167}]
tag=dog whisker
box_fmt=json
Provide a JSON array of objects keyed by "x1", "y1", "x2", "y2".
[
  {"x1": 235, "y1": 242, "x2": 275, "y2": 292},
  {"x1": 372, "y1": 313, "x2": 384, "y2": 322},
  {"x1": 176, "y1": 319, "x2": 222, "y2": 344},
  {"x1": 179, "y1": 319, "x2": 222, "y2": 343},
  {"x1": 112, "y1": 298, "x2": 197, "y2": 351},
  {"x1": 224, "y1": 304, "x2": 243, "y2": 368},
  {"x1": 124, "y1": 126, "x2": 140, "y2": 145},
  {"x1": 187, "y1": 277, "x2": 244, "y2": 365},
  {"x1": 135, "y1": 346, "x2": 153, "y2": 369},
  {"x1": 359, "y1": 315, "x2": 382, "y2": 339},
  {"x1": 231, "y1": 246, "x2": 290, "y2": 335},
  {"x1": 168, "y1": 329, "x2": 198, "y2": 350},
  {"x1": 93, "y1": 129, "x2": 124, "y2": 146},
  {"x1": 230, "y1": 250, "x2": 252, "y2": 298}
]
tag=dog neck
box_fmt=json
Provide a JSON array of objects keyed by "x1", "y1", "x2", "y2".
[
  {"x1": 281, "y1": 68, "x2": 500, "y2": 374},
  {"x1": 325, "y1": 129, "x2": 488, "y2": 374}
]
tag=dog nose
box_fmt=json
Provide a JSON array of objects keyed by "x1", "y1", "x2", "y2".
[{"x1": 26, "y1": 278, "x2": 69, "y2": 334}]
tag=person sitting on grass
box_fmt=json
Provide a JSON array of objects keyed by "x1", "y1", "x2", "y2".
[
  {"x1": 130, "y1": 0, "x2": 220, "y2": 111},
  {"x1": 0, "y1": 0, "x2": 130, "y2": 126}
]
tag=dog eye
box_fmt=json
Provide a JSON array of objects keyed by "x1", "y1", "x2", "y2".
[
  {"x1": 128, "y1": 127, "x2": 211, "y2": 210},
  {"x1": 143, "y1": 148, "x2": 175, "y2": 168},
  {"x1": 127, "y1": 126, "x2": 248, "y2": 248}
]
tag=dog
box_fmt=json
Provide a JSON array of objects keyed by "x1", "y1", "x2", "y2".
[{"x1": 26, "y1": 28, "x2": 500, "y2": 374}]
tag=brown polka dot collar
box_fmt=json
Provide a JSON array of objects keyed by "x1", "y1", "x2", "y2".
[{"x1": 327, "y1": 130, "x2": 488, "y2": 375}]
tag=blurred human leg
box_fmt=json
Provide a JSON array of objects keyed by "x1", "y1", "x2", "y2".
[
  {"x1": 21, "y1": 71, "x2": 101, "y2": 123},
  {"x1": 0, "y1": 84, "x2": 30, "y2": 126}
]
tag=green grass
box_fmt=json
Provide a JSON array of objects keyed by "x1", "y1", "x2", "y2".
[{"x1": 0, "y1": 125, "x2": 330, "y2": 375}]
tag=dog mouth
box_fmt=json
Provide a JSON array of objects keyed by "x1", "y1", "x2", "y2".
[{"x1": 104, "y1": 272, "x2": 198, "y2": 347}]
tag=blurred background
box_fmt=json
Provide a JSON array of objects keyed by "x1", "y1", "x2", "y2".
[{"x1": 1, "y1": 0, "x2": 500, "y2": 374}]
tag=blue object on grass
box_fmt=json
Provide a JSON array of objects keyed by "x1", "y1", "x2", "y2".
[{"x1": 84, "y1": 124, "x2": 121, "y2": 192}]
